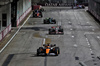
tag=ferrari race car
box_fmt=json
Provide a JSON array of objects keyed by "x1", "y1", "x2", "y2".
[
  {"x1": 49, "y1": 26, "x2": 64, "y2": 35},
  {"x1": 33, "y1": 9, "x2": 43, "y2": 17},
  {"x1": 37, "y1": 44, "x2": 60, "y2": 56},
  {"x1": 44, "y1": 18, "x2": 56, "y2": 24}
]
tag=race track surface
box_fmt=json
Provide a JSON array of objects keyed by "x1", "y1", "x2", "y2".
[{"x1": 0, "y1": 7, "x2": 100, "y2": 66}]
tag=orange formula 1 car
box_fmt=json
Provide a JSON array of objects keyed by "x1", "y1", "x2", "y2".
[
  {"x1": 37, "y1": 44, "x2": 60, "y2": 56},
  {"x1": 33, "y1": 9, "x2": 43, "y2": 17}
]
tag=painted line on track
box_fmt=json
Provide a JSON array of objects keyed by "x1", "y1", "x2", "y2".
[
  {"x1": 0, "y1": 13, "x2": 32, "y2": 53},
  {"x1": 90, "y1": 49, "x2": 92, "y2": 51},
  {"x1": 97, "y1": 36, "x2": 100, "y2": 39},
  {"x1": 89, "y1": 46, "x2": 91, "y2": 48},
  {"x1": 44, "y1": 56, "x2": 47, "y2": 66},
  {"x1": 84, "y1": 34, "x2": 95, "y2": 55},
  {"x1": 91, "y1": 51, "x2": 93, "y2": 53},
  {"x1": 72, "y1": 35, "x2": 75, "y2": 38},
  {"x1": 70, "y1": 29, "x2": 73, "y2": 30},
  {"x1": 79, "y1": 61, "x2": 87, "y2": 66},
  {"x1": 43, "y1": 38, "x2": 46, "y2": 44},
  {"x1": 88, "y1": 43, "x2": 90, "y2": 46}
]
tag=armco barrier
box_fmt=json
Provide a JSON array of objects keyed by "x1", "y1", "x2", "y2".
[
  {"x1": 0, "y1": 24, "x2": 11, "y2": 42},
  {"x1": 17, "y1": 7, "x2": 32, "y2": 26},
  {"x1": 88, "y1": 8, "x2": 100, "y2": 22},
  {"x1": 3, "y1": 27, "x2": 8, "y2": 38},
  {"x1": 2, "y1": 24, "x2": 11, "y2": 38},
  {"x1": 0, "y1": 32, "x2": 2, "y2": 41},
  {"x1": 8, "y1": 24, "x2": 11, "y2": 32}
]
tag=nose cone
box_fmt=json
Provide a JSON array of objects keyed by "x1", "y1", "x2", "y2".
[
  {"x1": 46, "y1": 49, "x2": 50, "y2": 54},
  {"x1": 37, "y1": 13, "x2": 39, "y2": 16}
]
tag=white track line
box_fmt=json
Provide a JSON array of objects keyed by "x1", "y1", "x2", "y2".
[
  {"x1": 43, "y1": 38, "x2": 46, "y2": 44},
  {"x1": 0, "y1": 13, "x2": 32, "y2": 53},
  {"x1": 70, "y1": 29, "x2": 73, "y2": 30},
  {"x1": 72, "y1": 36, "x2": 74, "y2": 38},
  {"x1": 90, "y1": 49, "x2": 92, "y2": 51},
  {"x1": 91, "y1": 51, "x2": 93, "y2": 53},
  {"x1": 85, "y1": 35, "x2": 94, "y2": 54},
  {"x1": 97, "y1": 36, "x2": 100, "y2": 39}
]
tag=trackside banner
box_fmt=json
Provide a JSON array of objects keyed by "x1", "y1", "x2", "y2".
[{"x1": 17, "y1": 7, "x2": 32, "y2": 27}]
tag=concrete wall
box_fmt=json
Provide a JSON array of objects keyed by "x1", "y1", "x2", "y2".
[
  {"x1": 17, "y1": 0, "x2": 32, "y2": 26},
  {"x1": 17, "y1": 0, "x2": 23, "y2": 20},
  {"x1": 17, "y1": 0, "x2": 31, "y2": 20},
  {"x1": 88, "y1": 0, "x2": 100, "y2": 21},
  {"x1": 0, "y1": 0, "x2": 32, "y2": 41},
  {"x1": 0, "y1": 4, "x2": 11, "y2": 31},
  {"x1": 0, "y1": 4, "x2": 11, "y2": 41}
]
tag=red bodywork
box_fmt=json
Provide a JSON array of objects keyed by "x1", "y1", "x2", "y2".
[{"x1": 33, "y1": 5, "x2": 41, "y2": 10}]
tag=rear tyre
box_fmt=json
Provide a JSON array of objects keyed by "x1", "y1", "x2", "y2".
[
  {"x1": 44, "y1": 20, "x2": 46, "y2": 24},
  {"x1": 41, "y1": 15, "x2": 43, "y2": 17},
  {"x1": 53, "y1": 20, "x2": 56, "y2": 24},
  {"x1": 49, "y1": 29, "x2": 51, "y2": 34},
  {"x1": 37, "y1": 47, "x2": 43, "y2": 56},
  {"x1": 37, "y1": 49, "x2": 40, "y2": 56},
  {"x1": 54, "y1": 21, "x2": 56, "y2": 24},
  {"x1": 40, "y1": 13, "x2": 43, "y2": 17},
  {"x1": 44, "y1": 20, "x2": 48, "y2": 24},
  {"x1": 60, "y1": 29, "x2": 63, "y2": 32},
  {"x1": 49, "y1": 32, "x2": 51, "y2": 34}
]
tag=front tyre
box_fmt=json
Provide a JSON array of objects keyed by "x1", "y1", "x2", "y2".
[{"x1": 55, "y1": 47, "x2": 60, "y2": 56}]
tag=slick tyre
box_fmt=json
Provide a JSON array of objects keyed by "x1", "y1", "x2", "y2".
[
  {"x1": 40, "y1": 14, "x2": 43, "y2": 17},
  {"x1": 37, "y1": 49, "x2": 40, "y2": 56},
  {"x1": 37, "y1": 47, "x2": 43, "y2": 56},
  {"x1": 44, "y1": 20, "x2": 46, "y2": 24},
  {"x1": 56, "y1": 47, "x2": 60, "y2": 54},
  {"x1": 49, "y1": 29, "x2": 51, "y2": 34}
]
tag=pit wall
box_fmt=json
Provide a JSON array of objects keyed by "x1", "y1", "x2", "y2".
[
  {"x1": 17, "y1": 0, "x2": 32, "y2": 26},
  {"x1": 0, "y1": 4, "x2": 11, "y2": 41}
]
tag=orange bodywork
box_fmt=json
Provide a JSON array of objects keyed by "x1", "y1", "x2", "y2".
[
  {"x1": 46, "y1": 49, "x2": 50, "y2": 54},
  {"x1": 37, "y1": 13, "x2": 39, "y2": 16}
]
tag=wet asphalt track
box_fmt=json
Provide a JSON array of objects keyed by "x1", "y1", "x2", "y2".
[{"x1": 0, "y1": 7, "x2": 100, "y2": 66}]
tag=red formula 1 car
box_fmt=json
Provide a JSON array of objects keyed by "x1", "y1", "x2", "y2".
[
  {"x1": 49, "y1": 26, "x2": 64, "y2": 35},
  {"x1": 37, "y1": 44, "x2": 60, "y2": 56}
]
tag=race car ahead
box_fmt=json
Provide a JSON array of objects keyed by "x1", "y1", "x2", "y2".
[
  {"x1": 37, "y1": 44, "x2": 60, "y2": 56},
  {"x1": 49, "y1": 26, "x2": 64, "y2": 35},
  {"x1": 33, "y1": 9, "x2": 43, "y2": 18},
  {"x1": 72, "y1": 5, "x2": 85, "y2": 9},
  {"x1": 43, "y1": 18, "x2": 56, "y2": 24}
]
